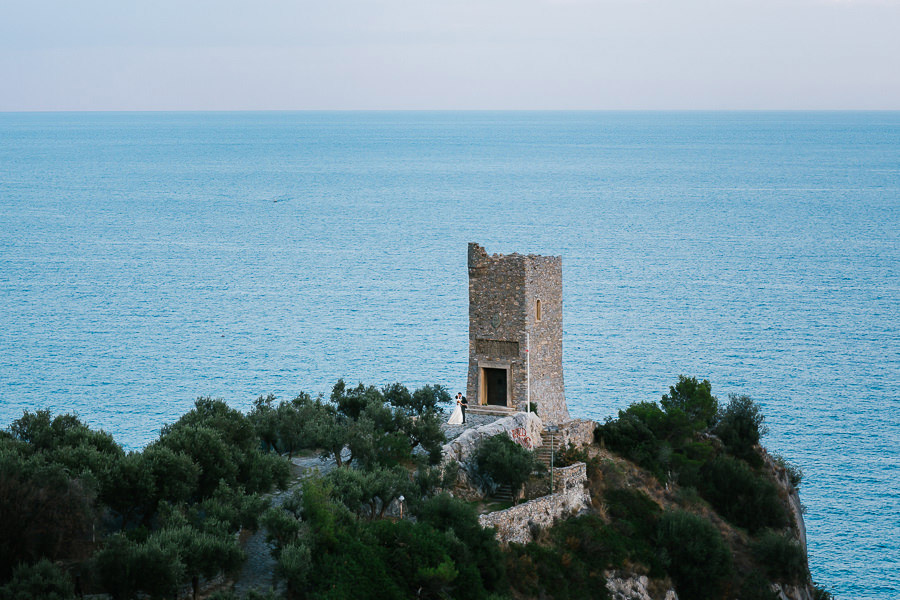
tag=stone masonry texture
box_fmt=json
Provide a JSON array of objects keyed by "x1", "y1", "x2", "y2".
[
  {"x1": 466, "y1": 243, "x2": 570, "y2": 425},
  {"x1": 477, "y1": 462, "x2": 589, "y2": 545}
]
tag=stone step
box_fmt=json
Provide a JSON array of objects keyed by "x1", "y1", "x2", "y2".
[
  {"x1": 534, "y1": 434, "x2": 564, "y2": 467},
  {"x1": 467, "y1": 405, "x2": 517, "y2": 417},
  {"x1": 492, "y1": 484, "x2": 514, "y2": 502},
  {"x1": 539, "y1": 434, "x2": 564, "y2": 449}
]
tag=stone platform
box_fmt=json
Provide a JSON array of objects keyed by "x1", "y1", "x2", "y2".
[{"x1": 440, "y1": 409, "x2": 505, "y2": 443}]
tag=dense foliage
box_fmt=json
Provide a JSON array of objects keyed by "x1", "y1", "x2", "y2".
[
  {"x1": 656, "y1": 510, "x2": 732, "y2": 599},
  {"x1": 714, "y1": 393, "x2": 768, "y2": 465},
  {"x1": 0, "y1": 559, "x2": 75, "y2": 600},
  {"x1": 505, "y1": 487, "x2": 670, "y2": 600},
  {"x1": 686, "y1": 455, "x2": 788, "y2": 533},
  {"x1": 0, "y1": 399, "x2": 288, "y2": 598},
  {"x1": 261, "y1": 483, "x2": 505, "y2": 600},
  {"x1": 1, "y1": 376, "x2": 816, "y2": 600},
  {"x1": 249, "y1": 380, "x2": 448, "y2": 468},
  {"x1": 474, "y1": 434, "x2": 544, "y2": 500},
  {"x1": 593, "y1": 377, "x2": 811, "y2": 598},
  {"x1": 752, "y1": 529, "x2": 808, "y2": 585},
  {"x1": 596, "y1": 377, "x2": 790, "y2": 534}
]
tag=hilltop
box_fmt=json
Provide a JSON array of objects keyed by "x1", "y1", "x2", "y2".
[{"x1": 0, "y1": 377, "x2": 832, "y2": 600}]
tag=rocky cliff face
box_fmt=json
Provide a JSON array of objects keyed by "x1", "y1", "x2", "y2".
[
  {"x1": 763, "y1": 449, "x2": 816, "y2": 600},
  {"x1": 605, "y1": 572, "x2": 678, "y2": 600}
]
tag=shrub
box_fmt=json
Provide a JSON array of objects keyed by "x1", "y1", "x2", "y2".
[
  {"x1": 715, "y1": 394, "x2": 767, "y2": 465},
  {"x1": 752, "y1": 530, "x2": 807, "y2": 585},
  {"x1": 8, "y1": 410, "x2": 119, "y2": 458},
  {"x1": 596, "y1": 377, "x2": 724, "y2": 483},
  {"x1": 0, "y1": 559, "x2": 75, "y2": 600},
  {"x1": 325, "y1": 464, "x2": 412, "y2": 519},
  {"x1": 416, "y1": 493, "x2": 506, "y2": 592},
  {"x1": 505, "y1": 517, "x2": 612, "y2": 600},
  {"x1": 697, "y1": 455, "x2": 789, "y2": 533},
  {"x1": 661, "y1": 376, "x2": 719, "y2": 430},
  {"x1": 208, "y1": 591, "x2": 281, "y2": 600},
  {"x1": 0, "y1": 451, "x2": 96, "y2": 577},
  {"x1": 157, "y1": 397, "x2": 288, "y2": 498},
  {"x1": 278, "y1": 541, "x2": 312, "y2": 596},
  {"x1": 739, "y1": 570, "x2": 780, "y2": 600},
  {"x1": 283, "y1": 485, "x2": 502, "y2": 600},
  {"x1": 595, "y1": 407, "x2": 667, "y2": 479},
  {"x1": 474, "y1": 435, "x2": 543, "y2": 500},
  {"x1": 600, "y1": 488, "x2": 664, "y2": 574},
  {"x1": 90, "y1": 534, "x2": 140, "y2": 600},
  {"x1": 656, "y1": 510, "x2": 731, "y2": 600},
  {"x1": 555, "y1": 443, "x2": 589, "y2": 468},
  {"x1": 772, "y1": 453, "x2": 803, "y2": 488},
  {"x1": 605, "y1": 487, "x2": 659, "y2": 521}
]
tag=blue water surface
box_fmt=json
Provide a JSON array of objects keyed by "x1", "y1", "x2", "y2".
[{"x1": 1, "y1": 111, "x2": 898, "y2": 598}]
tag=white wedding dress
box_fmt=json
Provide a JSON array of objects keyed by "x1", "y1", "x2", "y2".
[{"x1": 447, "y1": 401, "x2": 464, "y2": 425}]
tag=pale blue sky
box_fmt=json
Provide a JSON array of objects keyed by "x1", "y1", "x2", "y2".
[{"x1": 1, "y1": 0, "x2": 899, "y2": 110}]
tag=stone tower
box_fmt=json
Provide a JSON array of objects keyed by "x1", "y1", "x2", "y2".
[{"x1": 466, "y1": 243, "x2": 569, "y2": 425}]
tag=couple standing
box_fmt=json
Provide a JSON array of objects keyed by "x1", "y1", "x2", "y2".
[{"x1": 447, "y1": 392, "x2": 468, "y2": 425}]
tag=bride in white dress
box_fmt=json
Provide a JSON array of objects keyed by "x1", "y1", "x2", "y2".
[{"x1": 447, "y1": 399, "x2": 464, "y2": 425}]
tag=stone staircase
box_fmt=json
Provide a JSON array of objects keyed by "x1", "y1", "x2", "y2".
[
  {"x1": 466, "y1": 405, "x2": 516, "y2": 418},
  {"x1": 534, "y1": 430, "x2": 565, "y2": 468},
  {"x1": 492, "y1": 483, "x2": 514, "y2": 503}
]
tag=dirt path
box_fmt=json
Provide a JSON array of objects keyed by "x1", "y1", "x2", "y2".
[{"x1": 232, "y1": 455, "x2": 337, "y2": 596}]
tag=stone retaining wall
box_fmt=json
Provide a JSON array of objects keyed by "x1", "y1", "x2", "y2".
[
  {"x1": 478, "y1": 462, "x2": 589, "y2": 545},
  {"x1": 557, "y1": 418, "x2": 596, "y2": 449},
  {"x1": 551, "y1": 461, "x2": 587, "y2": 492}
]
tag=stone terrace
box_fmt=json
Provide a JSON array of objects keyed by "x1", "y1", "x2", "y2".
[{"x1": 440, "y1": 409, "x2": 506, "y2": 442}]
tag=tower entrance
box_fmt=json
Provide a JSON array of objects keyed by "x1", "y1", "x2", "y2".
[{"x1": 482, "y1": 367, "x2": 508, "y2": 406}]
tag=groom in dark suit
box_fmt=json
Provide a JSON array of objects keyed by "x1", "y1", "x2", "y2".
[{"x1": 456, "y1": 392, "x2": 468, "y2": 424}]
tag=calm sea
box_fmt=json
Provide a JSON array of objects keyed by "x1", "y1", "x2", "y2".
[{"x1": 0, "y1": 111, "x2": 897, "y2": 597}]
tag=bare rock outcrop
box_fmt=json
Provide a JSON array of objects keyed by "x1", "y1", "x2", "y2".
[
  {"x1": 441, "y1": 411, "x2": 543, "y2": 500},
  {"x1": 605, "y1": 572, "x2": 678, "y2": 600}
]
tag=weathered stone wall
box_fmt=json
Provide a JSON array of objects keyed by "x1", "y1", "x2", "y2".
[
  {"x1": 524, "y1": 251, "x2": 568, "y2": 424},
  {"x1": 558, "y1": 418, "x2": 596, "y2": 449},
  {"x1": 550, "y1": 461, "x2": 587, "y2": 492},
  {"x1": 477, "y1": 462, "x2": 589, "y2": 545},
  {"x1": 466, "y1": 243, "x2": 568, "y2": 424},
  {"x1": 467, "y1": 243, "x2": 527, "y2": 409}
]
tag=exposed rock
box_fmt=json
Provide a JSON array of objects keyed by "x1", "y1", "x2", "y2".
[
  {"x1": 442, "y1": 411, "x2": 543, "y2": 466},
  {"x1": 762, "y1": 447, "x2": 808, "y2": 555},
  {"x1": 605, "y1": 572, "x2": 678, "y2": 600},
  {"x1": 557, "y1": 418, "x2": 596, "y2": 449},
  {"x1": 773, "y1": 583, "x2": 815, "y2": 600},
  {"x1": 441, "y1": 411, "x2": 544, "y2": 499},
  {"x1": 757, "y1": 449, "x2": 817, "y2": 600}
]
